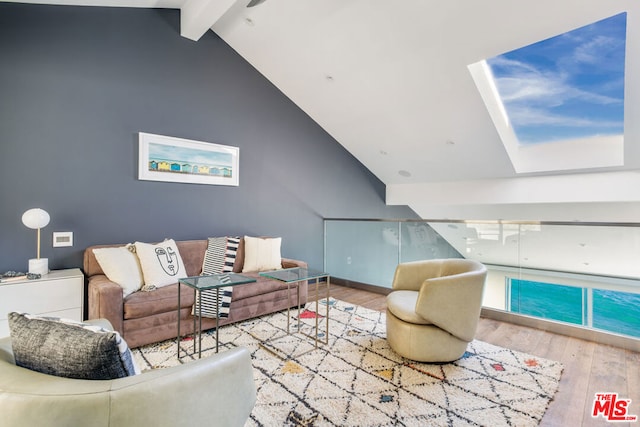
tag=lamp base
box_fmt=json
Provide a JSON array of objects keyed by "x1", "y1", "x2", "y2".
[{"x1": 28, "y1": 258, "x2": 49, "y2": 275}]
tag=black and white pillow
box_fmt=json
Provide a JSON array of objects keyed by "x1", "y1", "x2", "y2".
[
  {"x1": 195, "y1": 236, "x2": 240, "y2": 318},
  {"x1": 135, "y1": 239, "x2": 187, "y2": 289},
  {"x1": 8, "y1": 312, "x2": 140, "y2": 380}
]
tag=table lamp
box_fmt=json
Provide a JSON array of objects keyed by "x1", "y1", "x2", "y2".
[{"x1": 22, "y1": 208, "x2": 50, "y2": 275}]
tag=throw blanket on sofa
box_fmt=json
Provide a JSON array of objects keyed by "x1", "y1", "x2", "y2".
[{"x1": 194, "y1": 237, "x2": 240, "y2": 318}]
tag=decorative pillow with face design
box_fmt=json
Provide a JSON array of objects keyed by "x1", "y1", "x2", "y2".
[{"x1": 134, "y1": 239, "x2": 188, "y2": 288}]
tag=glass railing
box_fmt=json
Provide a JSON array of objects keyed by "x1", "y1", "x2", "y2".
[{"x1": 324, "y1": 219, "x2": 640, "y2": 341}]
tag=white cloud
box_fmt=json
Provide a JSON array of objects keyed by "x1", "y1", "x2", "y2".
[
  {"x1": 573, "y1": 35, "x2": 623, "y2": 65},
  {"x1": 486, "y1": 56, "x2": 539, "y2": 74},
  {"x1": 482, "y1": 13, "x2": 626, "y2": 145},
  {"x1": 495, "y1": 74, "x2": 564, "y2": 104},
  {"x1": 492, "y1": 63, "x2": 622, "y2": 109},
  {"x1": 507, "y1": 105, "x2": 622, "y2": 129}
]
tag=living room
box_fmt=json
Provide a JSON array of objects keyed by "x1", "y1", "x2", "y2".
[{"x1": 1, "y1": 1, "x2": 639, "y2": 426}]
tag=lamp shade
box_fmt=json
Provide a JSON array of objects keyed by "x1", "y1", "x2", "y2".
[{"x1": 22, "y1": 208, "x2": 50, "y2": 230}]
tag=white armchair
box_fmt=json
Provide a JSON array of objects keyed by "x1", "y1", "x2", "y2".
[
  {"x1": 386, "y1": 259, "x2": 487, "y2": 362},
  {"x1": 0, "y1": 319, "x2": 256, "y2": 427}
]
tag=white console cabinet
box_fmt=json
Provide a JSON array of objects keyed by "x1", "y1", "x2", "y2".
[{"x1": 0, "y1": 268, "x2": 84, "y2": 337}]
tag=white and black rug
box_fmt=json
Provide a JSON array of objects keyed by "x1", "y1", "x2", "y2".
[{"x1": 133, "y1": 299, "x2": 563, "y2": 427}]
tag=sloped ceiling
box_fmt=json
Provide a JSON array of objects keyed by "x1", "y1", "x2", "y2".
[{"x1": 6, "y1": 0, "x2": 640, "y2": 222}]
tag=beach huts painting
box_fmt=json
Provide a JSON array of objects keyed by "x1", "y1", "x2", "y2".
[{"x1": 138, "y1": 133, "x2": 239, "y2": 186}]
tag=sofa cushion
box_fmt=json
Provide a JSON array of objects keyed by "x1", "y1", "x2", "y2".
[
  {"x1": 92, "y1": 244, "x2": 144, "y2": 297},
  {"x1": 229, "y1": 273, "x2": 289, "y2": 300},
  {"x1": 386, "y1": 290, "x2": 431, "y2": 325},
  {"x1": 123, "y1": 275, "x2": 298, "y2": 321},
  {"x1": 135, "y1": 239, "x2": 188, "y2": 288},
  {"x1": 124, "y1": 283, "x2": 195, "y2": 320},
  {"x1": 176, "y1": 240, "x2": 208, "y2": 277},
  {"x1": 242, "y1": 236, "x2": 282, "y2": 272},
  {"x1": 8, "y1": 312, "x2": 139, "y2": 379}
]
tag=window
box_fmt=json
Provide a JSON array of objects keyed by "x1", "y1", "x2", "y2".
[
  {"x1": 509, "y1": 278, "x2": 640, "y2": 339},
  {"x1": 469, "y1": 13, "x2": 627, "y2": 173},
  {"x1": 509, "y1": 279, "x2": 583, "y2": 325},
  {"x1": 593, "y1": 289, "x2": 640, "y2": 338}
]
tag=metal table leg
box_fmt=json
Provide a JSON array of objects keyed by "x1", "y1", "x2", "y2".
[
  {"x1": 215, "y1": 287, "x2": 220, "y2": 353},
  {"x1": 177, "y1": 282, "x2": 181, "y2": 359}
]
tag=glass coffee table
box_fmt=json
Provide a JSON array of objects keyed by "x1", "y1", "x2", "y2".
[
  {"x1": 259, "y1": 267, "x2": 330, "y2": 357},
  {"x1": 177, "y1": 273, "x2": 256, "y2": 359}
]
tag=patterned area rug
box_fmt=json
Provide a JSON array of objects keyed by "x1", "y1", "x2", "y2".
[{"x1": 133, "y1": 299, "x2": 563, "y2": 426}]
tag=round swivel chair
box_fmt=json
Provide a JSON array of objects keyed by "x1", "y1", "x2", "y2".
[{"x1": 386, "y1": 258, "x2": 487, "y2": 362}]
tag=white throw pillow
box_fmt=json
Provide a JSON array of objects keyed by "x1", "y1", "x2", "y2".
[
  {"x1": 93, "y1": 245, "x2": 144, "y2": 297},
  {"x1": 242, "y1": 236, "x2": 282, "y2": 272},
  {"x1": 135, "y1": 239, "x2": 187, "y2": 288}
]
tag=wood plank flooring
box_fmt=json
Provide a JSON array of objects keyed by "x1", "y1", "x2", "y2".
[{"x1": 316, "y1": 284, "x2": 640, "y2": 427}]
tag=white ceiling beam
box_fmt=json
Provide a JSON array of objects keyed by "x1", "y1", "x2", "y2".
[
  {"x1": 386, "y1": 171, "x2": 640, "y2": 222},
  {"x1": 180, "y1": 0, "x2": 238, "y2": 41},
  {"x1": 387, "y1": 172, "x2": 640, "y2": 207}
]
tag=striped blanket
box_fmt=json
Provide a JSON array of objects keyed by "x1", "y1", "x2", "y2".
[{"x1": 193, "y1": 237, "x2": 240, "y2": 318}]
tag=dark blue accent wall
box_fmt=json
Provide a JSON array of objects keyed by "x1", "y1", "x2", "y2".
[{"x1": 0, "y1": 3, "x2": 416, "y2": 273}]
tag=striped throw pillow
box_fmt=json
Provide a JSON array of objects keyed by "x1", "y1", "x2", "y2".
[{"x1": 195, "y1": 237, "x2": 240, "y2": 318}]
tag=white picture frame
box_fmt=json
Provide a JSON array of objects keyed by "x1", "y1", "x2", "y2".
[{"x1": 138, "y1": 132, "x2": 239, "y2": 186}]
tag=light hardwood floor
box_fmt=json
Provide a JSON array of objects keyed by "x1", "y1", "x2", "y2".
[{"x1": 317, "y1": 284, "x2": 640, "y2": 427}]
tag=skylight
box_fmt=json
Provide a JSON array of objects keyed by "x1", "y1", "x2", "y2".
[{"x1": 469, "y1": 13, "x2": 627, "y2": 174}]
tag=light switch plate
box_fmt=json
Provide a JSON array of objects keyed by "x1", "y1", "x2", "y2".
[{"x1": 53, "y1": 231, "x2": 73, "y2": 247}]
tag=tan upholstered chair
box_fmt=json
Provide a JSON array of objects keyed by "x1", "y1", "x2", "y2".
[
  {"x1": 0, "y1": 319, "x2": 256, "y2": 427},
  {"x1": 386, "y1": 259, "x2": 487, "y2": 362}
]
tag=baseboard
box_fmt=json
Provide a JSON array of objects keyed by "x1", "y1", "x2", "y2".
[{"x1": 331, "y1": 277, "x2": 392, "y2": 295}]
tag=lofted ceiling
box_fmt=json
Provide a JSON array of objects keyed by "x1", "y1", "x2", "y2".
[
  {"x1": 7, "y1": 0, "x2": 640, "y2": 279},
  {"x1": 6, "y1": 0, "x2": 640, "y2": 223}
]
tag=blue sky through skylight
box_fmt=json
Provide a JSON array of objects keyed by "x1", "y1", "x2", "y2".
[{"x1": 487, "y1": 13, "x2": 627, "y2": 145}]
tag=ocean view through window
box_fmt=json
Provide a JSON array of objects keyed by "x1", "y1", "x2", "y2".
[{"x1": 509, "y1": 278, "x2": 640, "y2": 339}]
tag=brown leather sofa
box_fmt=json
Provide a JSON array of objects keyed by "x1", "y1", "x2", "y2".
[{"x1": 85, "y1": 239, "x2": 307, "y2": 348}]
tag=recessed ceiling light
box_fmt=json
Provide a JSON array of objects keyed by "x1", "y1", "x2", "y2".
[
  {"x1": 446, "y1": 140, "x2": 455, "y2": 145},
  {"x1": 380, "y1": 150, "x2": 388, "y2": 155},
  {"x1": 325, "y1": 75, "x2": 334, "y2": 82},
  {"x1": 398, "y1": 170, "x2": 411, "y2": 177},
  {"x1": 245, "y1": 18, "x2": 255, "y2": 26}
]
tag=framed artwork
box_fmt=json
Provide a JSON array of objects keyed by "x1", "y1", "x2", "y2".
[{"x1": 138, "y1": 133, "x2": 239, "y2": 186}]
